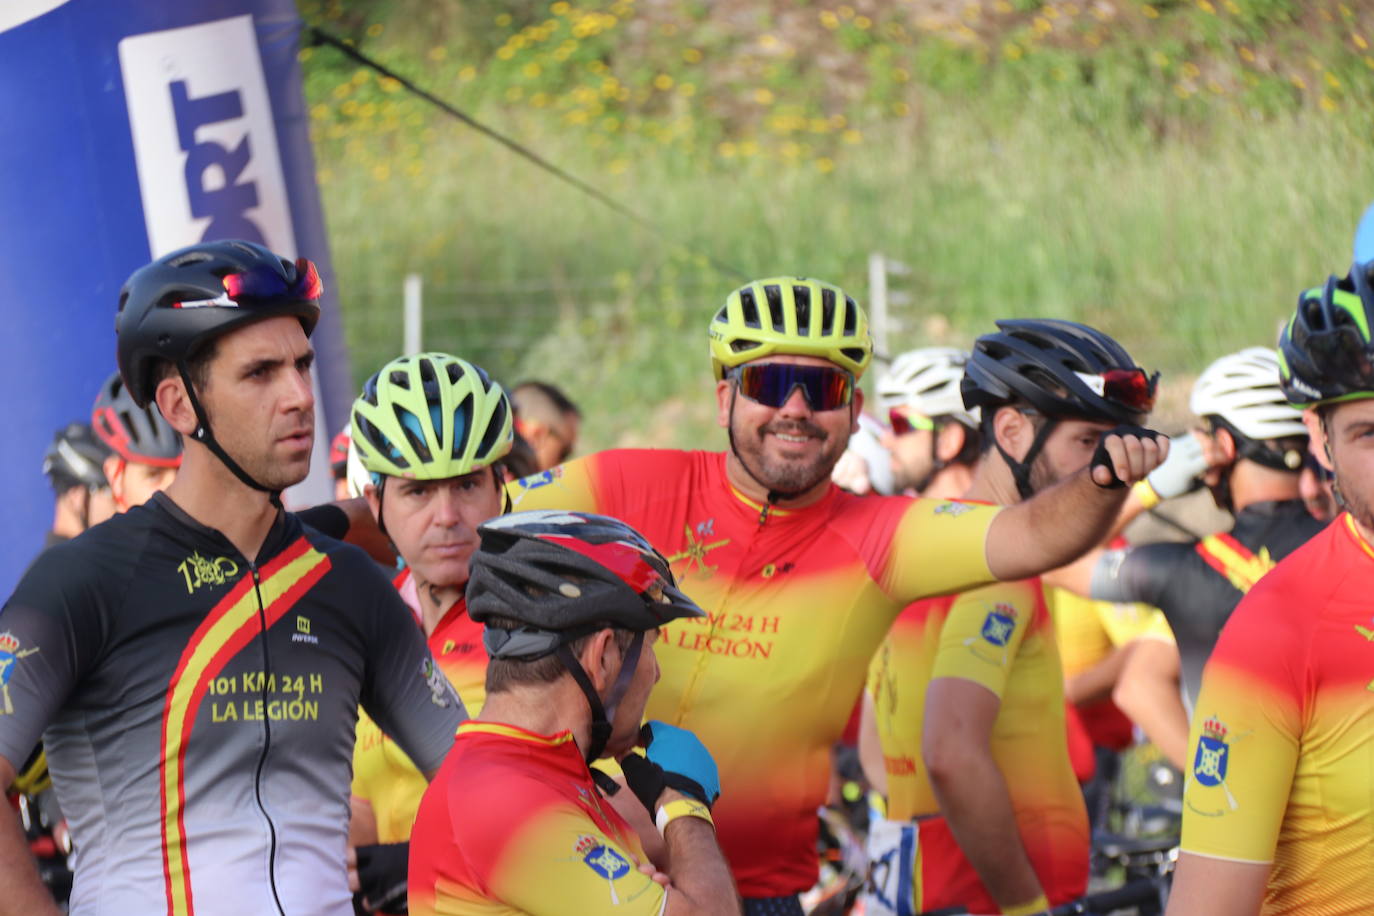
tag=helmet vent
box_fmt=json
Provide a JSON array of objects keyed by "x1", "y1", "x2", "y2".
[
  {"x1": 392, "y1": 405, "x2": 429, "y2": 465},
  {"x1": 730, "y1": 339, "x2": 762, "y2": 354},
  {"x1": 168, "y1": 251, "x2": 212, "y2": 268},
  {"x1": 820, "y1": 288, "x2": 837, "y2": 335},
  {"x1": 793, "y1": 284, "x2": 811, "y2": 336},
  {"x1": 843, "y1": 296, "x2": 858, "y2": 335},
  {"x1": 475, "y1": 397, "x2": 507, "y2": 459},
  {"x1": 842, "y1": 347, "x2": 867, "y2": 365},
  {"x1": 389, "y1": 369, "x2": 410, "y2": 389},
  {"x1": 764, "y1": 284, "x2": 785, "y2": 332},
  {"x1": 737, "y1": 290, "x2": 761, "y2": 329}
]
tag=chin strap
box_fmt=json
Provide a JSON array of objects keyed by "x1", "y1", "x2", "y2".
[
  {"x1": 557, "y1": 630, "x2": 646, "y2": 763},
  {"x1": 993, "y1": 415, "x2": 1058, "y2": 501},
  {"x1": 178, "y1": 362, "x2": 284, "y2": 508}
]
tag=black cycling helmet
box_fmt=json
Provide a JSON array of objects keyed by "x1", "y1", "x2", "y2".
[
  {"x1": 468, "y1": 509, "x2": 703, "y2": 761},
  {"x1": 963, "y1": 318, "x2": 1157, "y2": 498},
  {"x1": 42, "y1": 422, "x2": 110, "y2": 494},
  {"x1": 91, "y1": 371, "x2": 182, "y2": 467},
  {"x1": 1278, "y1": 264, "x2": 1374, "y2": 407},
  {"x1": 115, "y1": 240, "x2": 322, "y2": 498}
]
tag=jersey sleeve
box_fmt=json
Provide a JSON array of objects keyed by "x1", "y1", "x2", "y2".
[
  {"x1": 930, "y1": 579, "x2": 1039, "y2": 698},
  {"x1": 1089, "y1": 545, "x2": 1176, "y2": 607},
  {"x1": 505, "y1": 455, "x2": 604, "y2": 514},
  {"x1": 0, "y1": 546, "x2": 106, "y2": 769},
  {"x1": 358, "y1": 571, "x2": 466, "y2": 776},
  {"x1": 485, "y1": 806, "x2": 667, "y2": 915},
  {"x1": 1179, "y1": 586, "x2": 1303, "y2": 864},
  {"x1": 881, "y1": 500, "x2": 1001, "y2": 604}
]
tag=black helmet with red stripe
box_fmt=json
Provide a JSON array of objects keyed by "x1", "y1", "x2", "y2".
[
  {"x1": 468, "y1": 510, "x2": 702, "y2": 639},
  {"x1": 91, "y1": 372, "x2": 182, "y2": 468}
]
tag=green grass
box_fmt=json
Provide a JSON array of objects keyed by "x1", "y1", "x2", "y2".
[{"x1": 304, "y1": 1, "x2": 1374, "y2": 449}]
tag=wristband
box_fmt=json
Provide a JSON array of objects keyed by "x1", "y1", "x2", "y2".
[
  {"x1": 655, "y1": 798, "x2": 714, "y2": 834},
  {"x1": 1132, "y1": 478, "x2": 1162, "y2": 510},
  {"x1": 1001, "y1": 893, "x2": 1050, "y2": 916}
]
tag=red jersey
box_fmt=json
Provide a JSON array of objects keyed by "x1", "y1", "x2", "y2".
[
  {"x1": 1181, "y1": 514, "x2": 1374, "y2": 914},
  {"x1": 508, "y1": 449, "x2": 1000, "y2": 896},
  {"x1": 409, "y1": 721, "x2": 665, "y2": 915}
]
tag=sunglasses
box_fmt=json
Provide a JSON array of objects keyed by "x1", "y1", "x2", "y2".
[
  {"x1": 1075, "y1": 368, "x2": 1159, "y2": 413},
  {"x1": 175, "y1": 258, "x2": 323, "y2": 309},
  {"x1": 888, "y1": 406, "x2": 936, "y2": 436},
  {"x1": 729, "y1": 363, "x2": 855, "y2": 411}
]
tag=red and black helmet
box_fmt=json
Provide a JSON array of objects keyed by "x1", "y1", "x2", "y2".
[
  {"x1": 467, "y1": 510, "x2": 703, "y2": 651},
  {"x1": 116, "y1": 240, "x2": 322, "y2": 407},
  {"x1": 91, "y1": 372, "x2": 182, "y2": 467}
]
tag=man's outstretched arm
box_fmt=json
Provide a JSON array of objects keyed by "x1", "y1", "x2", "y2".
[{"x1": 986, "y1": 430, "x2": 1168, "y2": 581}]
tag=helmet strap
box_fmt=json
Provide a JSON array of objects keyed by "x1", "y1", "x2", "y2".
[
  {"x1": 993, "y1": 411, "x2": 1057, "y2": 501},
  {"x1": 177, "y1": 361, "x2": 283, "y2": 508},
  {"x1": 556, "y1": 630, "x2": 645, "y2": 763}
]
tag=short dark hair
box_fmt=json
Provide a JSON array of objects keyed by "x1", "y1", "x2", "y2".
[
  {"x1": 512, "y1": 380, "x2": 581, "y2": 422},
  {"x1": 483, "y1": 615, "x2": 635, "y2": 693},
  {"x1": 153, "y1": 337, "x2": 220, "y2": 400}
]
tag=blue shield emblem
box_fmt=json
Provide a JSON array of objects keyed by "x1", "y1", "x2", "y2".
[
  {"x1": 0, "y1": 651, "x2": 13, "y2": 687},
  {"x1": 518, "y1": 470, "x2": 556, "y2": 491},
  {"x1": 583, "y1": 844, "x2": 631, "y2": 880},
  {"x1": 1193, "y1": 735, "x2": 1229, "y2": 787},
  {"x1": 980, "y1": 611, "x2": 1015, "y2": 647}
]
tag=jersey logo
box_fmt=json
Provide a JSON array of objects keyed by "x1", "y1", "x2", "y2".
[
  {"x1": 509, "y1": 467, "x2": 564, "y2": 506},
  {"x1": 933, "y1": 501, "x2": 974, "y2": 518},
  {"x1": 1195, "y1": 535, "x2": 1274, "y2": 595},
  {"x1": 667, "y1": 521, "x2": 730, "y2": 580},
  {"x1": 980, "y1": 604, "x2": 1017, "y2": 647},
  {"x1": 176, "y1": 551, "x2": 241, "y2": 595},
  {"x1": 1191, "y1": 717, "x2": 1240, "y2": 812},
  {"x1": 582, "y1": 842, "x2": 632, "y2": 881},
  {"x1": 291, "y1": 615, "x2": 319, "y2": 646},
  {"x1": 0, "y1": 632, "x2": 40, "y2": 716},
  {"x1": 420, "y1": 657, "x2": 453, "y2": 708}
]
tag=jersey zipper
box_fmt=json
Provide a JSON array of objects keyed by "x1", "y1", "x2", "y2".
[{"x1": 249, "y1": 563, "x2": 287, "y2": 916}]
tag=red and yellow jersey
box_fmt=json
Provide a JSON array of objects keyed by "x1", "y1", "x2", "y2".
[
  {"x1": 508, "y1": 450, "x2": 1000, "y2": 896},
  {"x1": 867, "y1": 578, "x2": 1089, "y2": 912},
  {"x1": 352, "y1": 569, "x2": 488, "y2": 843},
  {"x1": 409, "y1": 721, "x2": 665, "y2": 915},
  {"x1": 1046, "y1": 587, "x2": 1174, "y2": 750},
  {"x1": 1180, "y1": 513, "x2": 1374, "y2": 914}
]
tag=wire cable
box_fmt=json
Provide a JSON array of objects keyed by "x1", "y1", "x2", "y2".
[{"x1": 306, "y1": 26, "x2": 750, "y2": 280}]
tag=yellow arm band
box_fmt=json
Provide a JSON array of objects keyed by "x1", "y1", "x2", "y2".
[
  {"x1": 1132, "y1": 478, "x2": 1161, "y2": 510},
  {"x1": 655, "y1": 798, "x2": 714, "y2": 834},
  {"x1": 1001, "y1": 893, "x2": 1050, "y2": 916}
]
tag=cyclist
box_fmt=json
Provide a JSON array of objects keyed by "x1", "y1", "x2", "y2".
[
  {"x1": 511, "y1": 380, "x2": 582, "y2": 471},
  {"x1": 38, "y1": 422, "x2": 114, "y2": 553},
  {"x1": 507, "y1": 277, "x2": 1168, "y2": 913},
  {"x1": 1056, "y1": 347, "x2": 1322, "y2": 770},
  {"x1": 90, "y1": 369, "x2": 182, "y2": 510},
  {"x1": 1168, "y1": 266, "x2": 1374, "y2": 914},
  {"x1": 409, "y1": 510, "x2": 740, "y2": 915},
  {"x1": 0, "y1": 240, "x2": 466, "y2": 916},
  {"x1": 346, "y1": 352, "x2": 514, "y2": 913},
  {"x1": 867, "y1": 319, "x2": 1158, "y2": 916},
  {"x1": 878, "y1": 346, "x2": 982, "y2": 497},
  {"x1": 329, "y1": 426, "x2": 352, "y2": 500}
]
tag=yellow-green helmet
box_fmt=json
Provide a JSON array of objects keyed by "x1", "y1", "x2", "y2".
[
  {"x1": 351, "y1": 352, "x2": 514, "y2": 480},
  {"x1": 709, "y1": 277, "x2": 874, "y2": 380}
]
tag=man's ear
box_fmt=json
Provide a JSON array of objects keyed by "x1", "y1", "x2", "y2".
[
  {"x1": 715, "y1": 379, "x2": 734, "y2": 429},
  {"x1": 155, "y1": 374, "x2": 199, "y2": 437},
  {"x1": 102, "y1": 455, "x2": 125, "y2": 500},
  {"x1": 991, "y1": 406, "x2": 1031, "y2": 462},
  {"x1": 576, "y1": 629, "x2": 619, "y2": 693},
  {"x1": 363, "y1": 482, "x2": 382, "y2": 524},
  {"x1": 1212, "y1": 426, "x2": 1238, "y2": 464},
  {"x1": 849, "y1": 387, "x2": 865, "y2": 435},
  {"x1": 1304, "y1": 408, "x2": 1335, "y2": 472},
  {"x1": 935, "y1": 422, "x2": 967, "y2": 463}
]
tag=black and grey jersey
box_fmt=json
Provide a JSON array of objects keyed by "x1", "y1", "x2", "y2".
[{"x1": 0, "y1": 492, "x2": 466, "y2": 915}]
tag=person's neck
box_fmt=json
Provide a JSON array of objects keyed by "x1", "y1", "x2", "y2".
[
  {"x1": 1227, "y1": 462, "x2": 1301, "y2": 513},
  {"x1": 922, "y1": 463, "x2": 976, "y2": 501},
  {"x1": 412, "y1": 572, "x2": 465, "y2": 637},
  {"x1": 51, "y1": 507, "x2": 86, "y2": 539},
  {"x1": 722, "y1": 450, "x2": 831, "y2": 510},
  {"x1": 163, "y1": 453, "x2": 279, "y2": 562},
  {"x1": 964, "y1": 452, "x2": 1019, "y2": 507},
  {"x1": 479, "y1": 681, "x2": 592, "y2": 754}
]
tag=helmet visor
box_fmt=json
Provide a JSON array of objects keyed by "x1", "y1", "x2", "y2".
[
  {"x1": 1076, "y1": 368, "x2": 1159, "y2": 414},
  {"x1": 176, "y1": 257, "x2": 323, "y2": 309},
  {"x1": 888, "y1": 406, "x2": 935, "y2": 436},
  {"x1": 730, "y1": 364, "x2": 854, "y2": 411}
]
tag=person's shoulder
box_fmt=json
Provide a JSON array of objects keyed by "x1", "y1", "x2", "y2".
[{"x1": 18, "y1": 512, "x2": 148, "y2": 591}]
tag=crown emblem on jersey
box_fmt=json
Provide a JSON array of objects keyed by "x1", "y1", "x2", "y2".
[
  {"x1": 1202, "y1": 717, "x2": 1228, "y2": 742},
  {"x1": 0, "y1": 632, "x2": 18, "y2": 654},
  {"x1": 573, "y1": 834, "x2": 599, "y2": 856},
  {"x1": 993, "y1": 602, "x2": 1017, "y2": 619}
]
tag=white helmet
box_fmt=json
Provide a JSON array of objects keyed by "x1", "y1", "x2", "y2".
[
  {"x1": 1190, "y1": 347, "x2": 1306, "y2": 440},
  {"x1": 876, "y1": 347, "x2": 980, "y2": 429},
  {"x1": 345, "y1": 430, "x2": 373, "y2": 500}
]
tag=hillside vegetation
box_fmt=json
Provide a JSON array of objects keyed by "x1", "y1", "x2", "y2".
[{"x1": 300, "y1": 0, "x2": 1374, "y2": 446}]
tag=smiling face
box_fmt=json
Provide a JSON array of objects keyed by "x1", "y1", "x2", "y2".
[
  {"x1": 371, "y1": 467, "x2": 504, "y2": 589},
  {"x1": 196, "y1": 316, "x2": 316, "y2": 491},
  {"x1": 715, "y1": 355, "x2": 862, "y2": 499}
]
